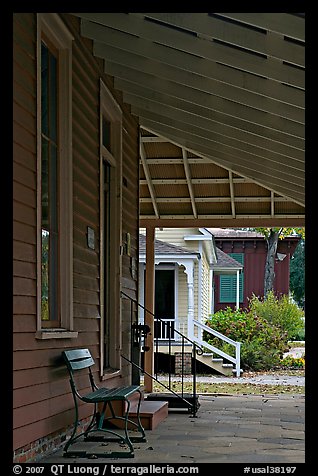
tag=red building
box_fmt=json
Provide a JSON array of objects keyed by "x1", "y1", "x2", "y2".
[{"x1": 209, "y1": 229, "x2": 300, "y2": 312}]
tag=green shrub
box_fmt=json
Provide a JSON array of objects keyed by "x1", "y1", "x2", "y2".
[
  {"x1": 204, "y1": 307, "x2": 289, "y2": 371},
  {"x1": 248, "y1": 291, "x2": 305, "y2": 340}
]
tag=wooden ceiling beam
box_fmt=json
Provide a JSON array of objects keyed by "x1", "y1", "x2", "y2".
[
  {"x1": 139, "y1": 141, "x2": 160, "y2": 219},
  {"x1": 78, "y1": 15, "x2": 304, "y2": 87},
  {"x1": 98, "y1": 41, "x2": 304, "y2": 108},
  {"x1": 137, "y1": 13, "x2": 304, "y2": 67},
  {"x1": 218, "y1": 13, "x2": 305, "y2": 41},
  {"x1": 229, "y1": 171, "x2": 236, "y2": 218},
  {"x1": 140, "y1": 197, "x2": 292, "y2": 203},
  {"x1": 182, "y1": 148, "x2": 197, "y2": 219},
  {"x1": 132, "y1": 106, "x2": 303, "y2": 166},
  {"x1": 105, "y1": 61, "x2": 303, "y2": 123},
  {"x1": 141, "y1": 123, "x2": 305, "y2": 206},
  {"x1": 139, "y1": 118, "x2": 304, "y2": 184}
]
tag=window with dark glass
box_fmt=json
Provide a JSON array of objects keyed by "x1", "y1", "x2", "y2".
[
  {"x1": 102, "y1": 116, "x2": 111, "y2": 152},
  {"x1": 41, "y1": 40, "x2": 59, "y2": 325}
]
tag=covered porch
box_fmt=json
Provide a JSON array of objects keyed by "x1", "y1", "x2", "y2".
[
  {"x1": 39, "y1": 393, "x2": 305, "y2": 463},
  {"x1": 72, "y1": 12, "x2": 304, "y2": 391},
  {"x1": 13, "y1": 12, "x2": 305, "y2": 463}
]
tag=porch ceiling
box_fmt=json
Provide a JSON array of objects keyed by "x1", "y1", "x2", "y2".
[{"x1": 73, "y1": 13, "x2": 305, "y2": 227}]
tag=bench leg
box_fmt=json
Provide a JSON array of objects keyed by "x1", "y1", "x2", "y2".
[{"x1": 64, "y1": 393, "x2": 146, "y2": 458}]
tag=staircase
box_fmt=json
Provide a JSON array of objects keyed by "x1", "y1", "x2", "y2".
[
  {"x1": 191, "y1": 319, "x2": 242, "y2": 377},
  {"x1": 195, "y1": 353, "x2": 234, "y2": 376}
]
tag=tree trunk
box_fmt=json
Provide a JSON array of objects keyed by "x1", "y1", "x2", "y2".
[{"x1": 264, "y1": 229, "x2": 280, "y2": 297}]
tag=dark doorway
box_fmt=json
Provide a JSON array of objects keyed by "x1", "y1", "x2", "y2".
[{"x1": 155, "y1": 269, "x2": 175, "y2": 339}]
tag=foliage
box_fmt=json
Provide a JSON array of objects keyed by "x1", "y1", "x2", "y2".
[
  {"x1": 280, "y1": 355, "x2": 305, "y2": 369},
  {"x1": 289, "y1": 239, "x2": 305, "y2": 308},
  {"x1": 204, "y1": 307, "x2": 289, "y2": 371},
  {"x1": 248, "y1": 291, "x2": 304, "y2": 340},
  {"x1": 253, "y1": 227, "x2": 305, "y2": 240}
]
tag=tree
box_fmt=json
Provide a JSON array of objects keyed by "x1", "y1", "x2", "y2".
[
  {"x1": 254, "y1": 228, "x2": 305, "y2": 298},
  {"x1": 289, "y1": 239, "x2": 305, "y2": 308}
]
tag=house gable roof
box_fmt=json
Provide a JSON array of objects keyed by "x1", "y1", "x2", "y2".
[
  {"x1": 215, "y1": 248, "x2": 243, "y2": 269},
  {"x1": 139, "y1": 234, "x2": 199, "y2": 257}
]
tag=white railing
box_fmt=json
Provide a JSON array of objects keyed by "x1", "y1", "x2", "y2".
[
  {"x1": 192, "y1": 319, "x2": 242, "y2": 377},
  {"x1": 154, "y1": 318, "x2": 175, "y2": 340}
]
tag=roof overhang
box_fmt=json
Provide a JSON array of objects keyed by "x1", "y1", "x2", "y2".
[{"x1": 73, "y1": 13, "x2": 305, "y2": 228}]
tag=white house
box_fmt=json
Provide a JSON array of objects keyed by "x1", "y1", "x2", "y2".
[{"x1": 138, "y1": 228, "x2": 243, "y2": 375}]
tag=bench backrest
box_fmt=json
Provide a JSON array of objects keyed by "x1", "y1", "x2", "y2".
[{"x1": 63, "y1": 348, "x2": 95, "y2": 373}]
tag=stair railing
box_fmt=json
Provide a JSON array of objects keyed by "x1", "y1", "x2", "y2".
[
  {"x1": 192, "y1": 319, "x2": 242, "y2": 377},
  {"x1": 121, "y1": 291, "x2": 203, "y2": 417}
]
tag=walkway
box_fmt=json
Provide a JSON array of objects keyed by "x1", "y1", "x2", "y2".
[{"x1": 39, "y1": 393, "x2": 304, "y2": 464}]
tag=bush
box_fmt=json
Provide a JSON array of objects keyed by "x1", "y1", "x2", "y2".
[
  {"x1": 248, "y1": 291, "x2": 304, "y2": 341},
  {"x1": 204, "y1": 307, "x2": 289, "y2": 371},
  {"x1": 280, "y1": 355, "x2": 305, "y2": 369}
]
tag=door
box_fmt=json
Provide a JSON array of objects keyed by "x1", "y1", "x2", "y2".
[{"x1": 155, "y1": 269, "x2": 175, "y2": 339}]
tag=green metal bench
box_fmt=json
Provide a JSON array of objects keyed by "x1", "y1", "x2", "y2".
[{"x1": 62, "y1": 348, "x2": 146, "y2": 458}]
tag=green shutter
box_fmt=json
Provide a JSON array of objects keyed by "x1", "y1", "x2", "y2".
[{"x1": 219, "y1": 253, "x2": 244, "y2": 303}]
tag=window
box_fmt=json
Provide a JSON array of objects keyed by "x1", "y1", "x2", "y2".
[
  {"x1": 220, "y1": 253, "x2": 244, "y2": 303},
  {"x1": 36, "y1": 14, "x2": 75, "y2": 338},
  {"x1": 99, "y1": 80, "x2": 122, "y2": 376}
]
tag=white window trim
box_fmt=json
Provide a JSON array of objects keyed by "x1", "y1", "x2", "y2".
[
  {"x1": 99, "y1": 80, "x2": 123, "y2": 378},
  {"x1": 36, "y1": 13, "x2": 76, "y2": 339}
]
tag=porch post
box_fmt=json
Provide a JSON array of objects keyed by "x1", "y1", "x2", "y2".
[
  {"x1": 144, "y1": 226, "x2": 155, "y2": 392},
  {"x1": 236, "y1": 270, "x2": 240, "y2": 310},
  {"x1": 185, "y1": 262, "x2": 194, "y2": 341},
  {"x1": 210, "y1": 268, "x2": 214, "y2": 315}
]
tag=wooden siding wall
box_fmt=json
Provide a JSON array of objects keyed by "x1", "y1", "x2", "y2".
[
  {"x1": 13, "y1": 13, "x2": 139, "y2": 453},
  {"x1": 154, "y1": 227, "x2": 200, "y2": 250},
  {"x1": 213, "y1": 240, "x2": 297, "y2": 312}
]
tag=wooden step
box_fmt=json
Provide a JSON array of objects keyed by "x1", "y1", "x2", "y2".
[
  {"x1": 129, "y1": 400, "x2": 169, "y2": 430},
  {"x1": 145, "y1": 393, "x2": 200, "y2": 413}
]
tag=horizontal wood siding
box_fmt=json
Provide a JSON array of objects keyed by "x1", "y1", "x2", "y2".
[
  {"x1": 154, "y1": 227, "x2": 201, "y2": 251},
  {"x1": 13, "y1": 13, "x2": 139, "y2": 454}
]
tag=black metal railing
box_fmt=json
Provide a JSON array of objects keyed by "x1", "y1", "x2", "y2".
[{"x1": 121, "y1": 291, "x2": 203, "y2": 417}]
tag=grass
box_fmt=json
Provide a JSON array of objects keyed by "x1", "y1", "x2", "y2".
[
  {"x1": 151, "y1": 369, "x2": 305, "y2": 395},
  {"x1": 153, "y1": 381, "x2": 304, "y2": 395}
]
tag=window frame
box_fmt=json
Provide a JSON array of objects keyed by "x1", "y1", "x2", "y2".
[
  {"x1": 36, "y1": 13, "x2": 76, "y2": 339},
  {"x1": 99, "y1": 80, "x2": 123, "y2": 378}
]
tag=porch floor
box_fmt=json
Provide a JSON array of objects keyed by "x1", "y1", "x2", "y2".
[{"x1": 38, "y1": 393, "x2": 304, "y2": 463}]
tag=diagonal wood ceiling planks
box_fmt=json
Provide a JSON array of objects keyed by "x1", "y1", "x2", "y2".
[{"x1": 73, "y1": 12, "x2": 305, "y2": 225}]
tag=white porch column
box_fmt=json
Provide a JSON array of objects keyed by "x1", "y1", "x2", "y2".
[
  {"x1": 182, "y1": 261, "x2": 194, "y2": 341},
  {"x1": 236, "y1": 269, "x2": 240, "y2": 310},
  {"x1": 210, "y1": 268, "x2": 214, "y2": 315}
]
